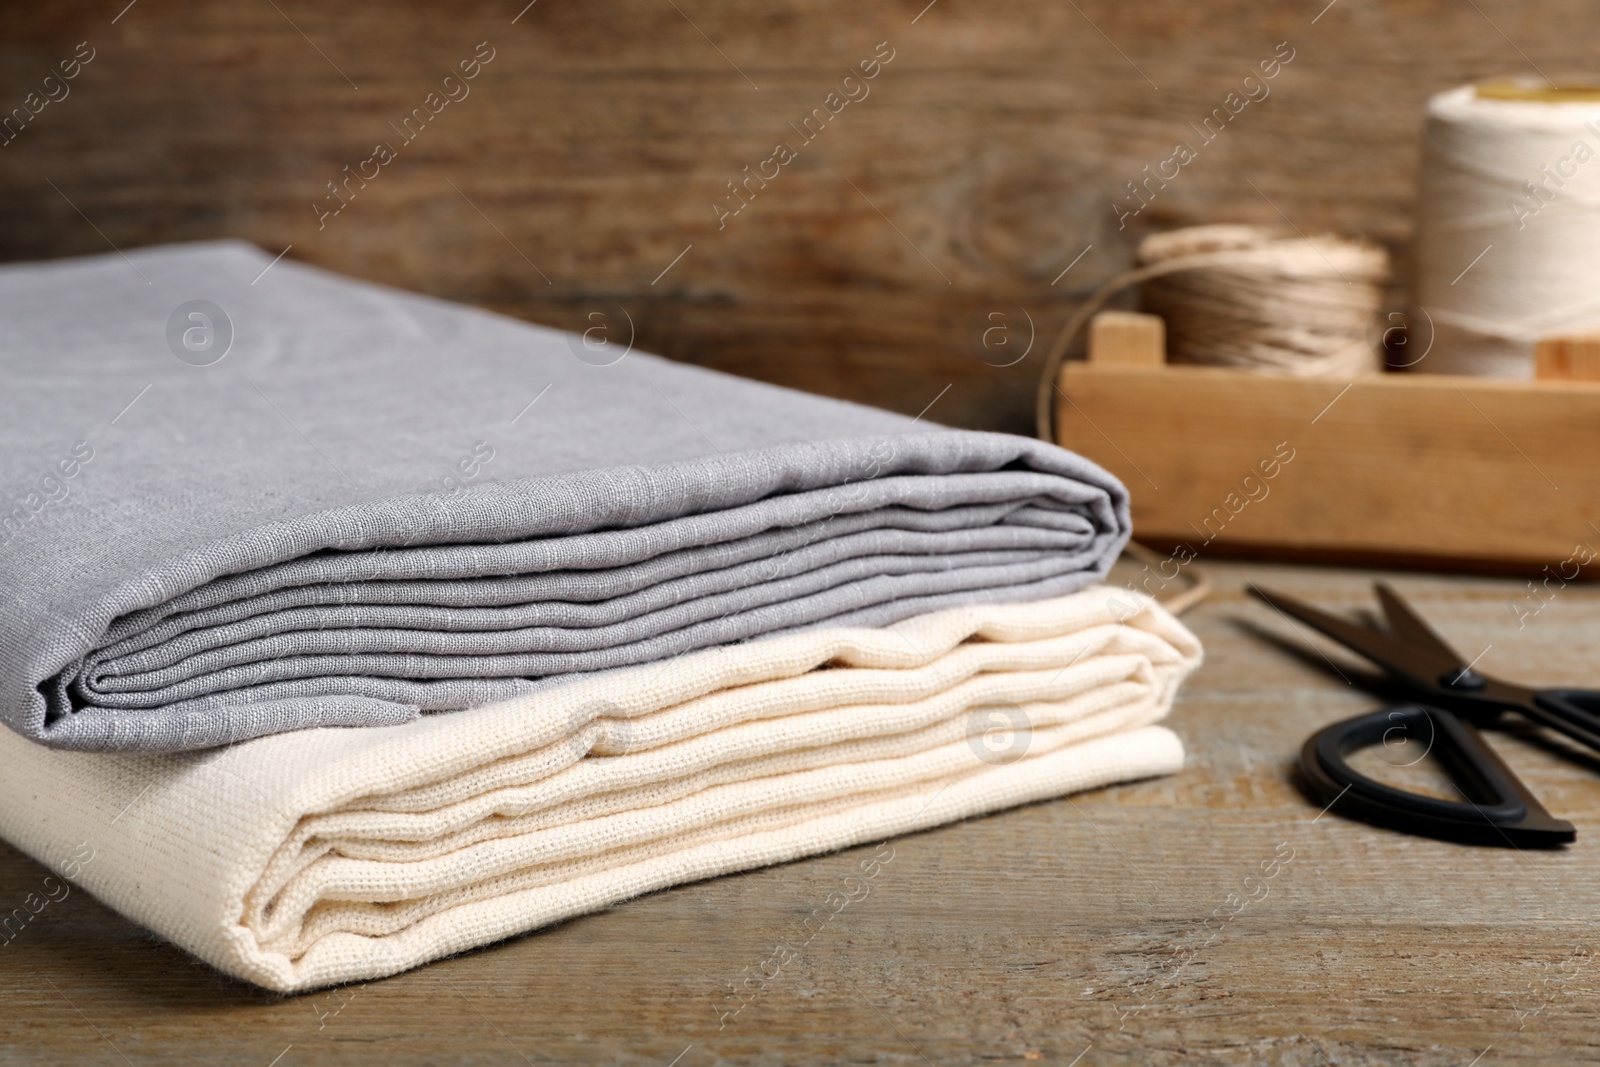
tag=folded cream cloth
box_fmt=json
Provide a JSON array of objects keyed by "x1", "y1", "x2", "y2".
[{"x1": 0, "y1": 586, "x2": 1199, "y2": 992}]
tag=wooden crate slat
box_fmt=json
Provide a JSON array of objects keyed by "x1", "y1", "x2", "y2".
[{"x1": 1055, "y1": 363, "x2": 1600, "y2": 568}]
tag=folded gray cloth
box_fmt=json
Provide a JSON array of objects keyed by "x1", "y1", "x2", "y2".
[{"x1": 0, "y1": 241, "x2": 1130, "y2": 752}]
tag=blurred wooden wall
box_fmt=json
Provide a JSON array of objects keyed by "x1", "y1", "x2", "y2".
[{"x1": 0, "y1": 0, "x2": 1593, "y2": 432}]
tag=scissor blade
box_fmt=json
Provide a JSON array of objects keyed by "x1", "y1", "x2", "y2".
[
  {"x1": 1247, "y1": 584, "x2": 1458, "y2": 687},
  {"x1": 1375, "y1": 583, "x2": 1467, "y2": 665}
]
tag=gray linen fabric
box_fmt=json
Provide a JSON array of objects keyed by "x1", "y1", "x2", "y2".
[{"x1": 0, "y1": 241, "x2": 1130, "y2": 752}]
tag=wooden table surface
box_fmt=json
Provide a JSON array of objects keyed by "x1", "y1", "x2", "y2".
[{"x1": 4, "y1": 558, "x2": 1599, "y2": 1065}]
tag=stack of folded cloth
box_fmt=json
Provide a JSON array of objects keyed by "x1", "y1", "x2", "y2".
[{"x1": 0, "y1": 242, "x2": 1201, "y2": 992}]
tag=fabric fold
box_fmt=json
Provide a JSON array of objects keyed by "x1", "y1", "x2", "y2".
[
  {"x1": 0, "y1": 241, "x2": 1131, "y2": 751},
  {"x1": 0, "y1": 587, "x2": 1199, "y2": 992}
]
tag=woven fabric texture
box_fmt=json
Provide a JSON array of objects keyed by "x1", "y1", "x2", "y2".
[
  {"x1": 0, "y1": 587, "x2": 1199, "y2": 992},
  {"x1": 0, "y1": 242, "x2": 1131, "y2": 751}
]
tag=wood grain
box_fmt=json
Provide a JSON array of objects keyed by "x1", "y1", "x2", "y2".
[
  {"x1": 2, "y1": 1, "x2": 1600, "y2": 433},
  {"x1": 1536, "y1": 335, "x2": 1600, "y2": 381},
  {"x1": 1088, "y1": 310, "x2": 1167, "y2": 367},
  {"x1": 4, "y1": 559, "x2": 1600, "y2": 1064},
  {"x1": 1056, "y1": 361, "x2": 1600, "y2": 571}
]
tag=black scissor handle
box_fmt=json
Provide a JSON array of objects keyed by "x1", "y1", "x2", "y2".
[
  {"x1": 1301, "y1": 705, "x2": 1575, "y2": 847},
  {"x1": 1527, "y1": 688, "x2": 1600, "y2": 753}
]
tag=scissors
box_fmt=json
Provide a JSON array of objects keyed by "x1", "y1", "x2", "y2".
[{"x1": 1249, "y1": 582, "x2": 1600, "y2": 847}]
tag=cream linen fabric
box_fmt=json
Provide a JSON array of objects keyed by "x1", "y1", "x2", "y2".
[{"x1": 0, "y1": 587, "x2": 1199, "y2": 993}]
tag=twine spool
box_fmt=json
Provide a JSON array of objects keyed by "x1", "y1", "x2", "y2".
[
  {"x1": 1035, "y1": 223, "x2": 1389, "y2": 439},
  {"x1": 1137, "y1": 225, "x2": 1388, "y2": 377},
  {"x1": 1415, "y1": 81, "x2": 1600, "y2": 377}
]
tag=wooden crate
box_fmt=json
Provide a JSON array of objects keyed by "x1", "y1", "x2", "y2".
[{"x1": 1053, "y1": 314, "x2": 1600, "y2": 572}]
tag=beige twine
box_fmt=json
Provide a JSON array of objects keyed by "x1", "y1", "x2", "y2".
[{"x1": 1036, "y1": 224, "x2": 1390, "y2": 441}]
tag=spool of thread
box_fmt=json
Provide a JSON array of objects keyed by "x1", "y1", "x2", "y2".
[
  {"x1": 1415, "y1": 81, "x2": 1600, "y2": 377},
  {"x1": 1137, "y1": 224, "x2": 1388, "y2": 377},
  {"x1": 1034, "y1": 224, "x2": 1390, "y2": 438}
]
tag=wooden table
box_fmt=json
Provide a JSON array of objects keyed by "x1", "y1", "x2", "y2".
[{"x1": 4, "y1": 559, "x2": 1598, "y2": 1065}]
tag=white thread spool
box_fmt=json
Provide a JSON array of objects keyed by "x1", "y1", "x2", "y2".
[
  {"x1": 1136, "y1": 224, "x2": 1388, "y2": 378},
  {"x1": 1415, "y1": 81, "x2": 1600, "y2": 377}
]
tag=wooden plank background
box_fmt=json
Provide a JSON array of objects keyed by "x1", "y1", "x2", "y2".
[{"x1": 2, "y1": 0, "x2": 1597, "y2": 433}]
